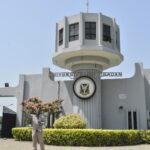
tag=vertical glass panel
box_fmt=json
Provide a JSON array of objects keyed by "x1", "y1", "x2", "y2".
[
  {"x1": 128, "y1": 111, "x2": 132, "y2": 129},
  {"x1": 116, "y1": 31, "x2": 118, "y2": 47},
  {"x1": 133, "y1": 111, "x2": 137, "y2": 129}
]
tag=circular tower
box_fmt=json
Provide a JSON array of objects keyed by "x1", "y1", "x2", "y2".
[{"x1": 53, "y1": 12, "x2": 123, "y2": 128}]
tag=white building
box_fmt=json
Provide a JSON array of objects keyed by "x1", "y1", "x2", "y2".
[{"x1": 0, "y1": 12, "x2": 150, "y2": 130}]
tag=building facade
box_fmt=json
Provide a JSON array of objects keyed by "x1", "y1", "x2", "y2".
[{"x1": 0, "y1": 12, "x2": 150, "y2": 130}]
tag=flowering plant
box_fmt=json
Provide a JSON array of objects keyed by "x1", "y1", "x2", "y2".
[
  {"x1": 22, "y1": 97, "x2": 44, "y2": 114},
  {"x1": 42, "y1": 99, "x2": 63, "y2": 113},
  {"x1": 22, "y1": 97, "x2": 63, "y2": 115},
  {"x1": 22, "y1": 97, "x2": 63, "y2": 126}
]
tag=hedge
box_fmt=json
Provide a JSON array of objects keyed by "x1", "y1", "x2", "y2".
[
  {"x1": 12, "y1": 127, "x2": 32, "y2": 141},
  {"x1": 12, "y1": 128, "x2": 150, "y2": 146}
]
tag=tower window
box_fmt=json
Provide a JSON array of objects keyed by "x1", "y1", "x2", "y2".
[
  {"x1": 69, "y1": 23, "x2": 79, "y2": 42},
  {"x1": 116, "y1": 31, "x2": 118, "y2": 47},
  {"x1": 59, "y1": 28, "x2": 63, "y2": 46},
  {"x1": 103, "y1": 24, "x2": 111, "y2": 43},
  {"x1": 85, "y1": 22, "x2": 96, "y2": 40}
]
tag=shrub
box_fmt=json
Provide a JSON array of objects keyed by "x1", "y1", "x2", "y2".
[
  {"x1": 53, "y1": 114, "x2": 86, "y2": 129},
  {"x1": 12, "y1": 128, "x2": 145, "y2": 146},
  {"x1": 12, "y1": 127, "x2": 32, "y2": 141}
]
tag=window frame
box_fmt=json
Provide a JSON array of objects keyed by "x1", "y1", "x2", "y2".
[
  {"x1": 69, "y1": 23, "x2": 79, "y2": 42},
  {"x1": 103, "y1": 24, "x2": 111, "y2": 43},
  {"x1": 59, "y1": 28, "x2": 63, "y2": 46},
  {"x1": 127, "y1": 110, "x2": 138, "y2": 130},
  {"x1": 85, "y1": 22, "x2": 96, "y2": 40}
]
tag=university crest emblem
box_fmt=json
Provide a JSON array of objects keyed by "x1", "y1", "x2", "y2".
[
  {"x1": 80, "y1": 83, "x2": 89, "y2": 96},
  {"x1": 73, "y1": 76, "x2": 96, "y2": 99}
]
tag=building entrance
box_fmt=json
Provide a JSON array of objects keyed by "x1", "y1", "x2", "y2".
[{"x1": 0, "y1": 97, "x2": 17, "y2": 138}]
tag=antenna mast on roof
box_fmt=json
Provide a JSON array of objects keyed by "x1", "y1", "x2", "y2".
[{"x1": 86, "y1": 0, "x2": 89, "y2": 13}]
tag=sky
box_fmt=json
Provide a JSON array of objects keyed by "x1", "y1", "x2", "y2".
[{"x1": 0, "y1": 0, "x2": 150, "y2": 114}]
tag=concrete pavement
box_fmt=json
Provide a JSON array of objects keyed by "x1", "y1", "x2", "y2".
[{"x1": 0, "y1": 138, "x2": 150, "y2": 150}]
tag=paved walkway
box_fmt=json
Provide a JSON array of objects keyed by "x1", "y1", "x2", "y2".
[{"x1": 0, "y1": 138, "x2": 150, "y2": 150}]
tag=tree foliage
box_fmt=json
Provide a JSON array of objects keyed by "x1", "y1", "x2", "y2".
[{"x1": 21, "y1": 97, "x2": 63, "y2": 126}]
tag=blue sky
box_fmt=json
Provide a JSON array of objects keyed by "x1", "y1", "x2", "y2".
[{"x1": 0, "y1": 0, "x2": 150, "y2": 114}]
